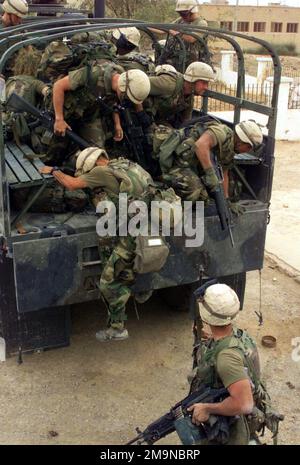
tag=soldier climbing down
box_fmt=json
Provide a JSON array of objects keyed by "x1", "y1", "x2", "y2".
[
  {"x1": 143, "y1": 61, "x2": 215, "y2": 127},
  {"x1": 52, "y1": 64, "x2": 151, "y2": 148}
]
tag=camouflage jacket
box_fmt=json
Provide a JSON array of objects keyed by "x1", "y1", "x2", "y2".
[
  {"x1": 55, "y1": 62, "x2": 124, "y2": 122},
  {"x1": 157, "y1": 121, "x2": 235, "y2": 175},
  {"x1": 146, "y1": 73, "x2": 193, "y2": 125}
]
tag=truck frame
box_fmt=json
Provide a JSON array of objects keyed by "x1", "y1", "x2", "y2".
[{"x1": 0, "y1": 12, "x2": 281, "y2": 356}]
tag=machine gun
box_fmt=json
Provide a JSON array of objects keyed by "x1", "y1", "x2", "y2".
[
  {"x1": 209, "y1": 153, "x2": 235, "y2": 248},
  {"x1": 6, "y1": 92, "x2": 91, "y2": 149},
  {"x1": 126, "y1": 386, "x2": 232, "y2": 445}
]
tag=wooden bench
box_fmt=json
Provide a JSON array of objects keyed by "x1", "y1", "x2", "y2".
[{"x1": 5, "y1": 142, "x2": 52, "y2": 226}]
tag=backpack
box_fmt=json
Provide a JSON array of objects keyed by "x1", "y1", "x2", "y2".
[
  {"x1": 37, "y1": 39, "x2": 117, "y2": 82},
  {"x1": 5, "y1": 76, "x2": 46, "y2": 140},
  {"x1": 116, "y1": 52, "x2": 155, "y2": 74},
  {"x1": 107, "y1": 158, "x2": 154, "y2": 201}
]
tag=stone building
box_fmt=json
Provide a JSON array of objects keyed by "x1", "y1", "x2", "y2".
[{"x1": 200, "y1": 3, "x2": 300, "y2": 52}]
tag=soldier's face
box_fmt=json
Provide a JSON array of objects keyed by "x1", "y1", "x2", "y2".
[
  {"x1": 2, "y1": 13, "x2": 13, "y2": 27},
  {"x1": 234, "y1": 135, "x2": 252, "y2": 153},
  {"x1": 2, "y1": 13, "x2": 22, "y2": 26},
  {"x1": 179, "y1": 10, "x2": 193, "y2": 22},
  {"x1": 194, "y1": 80, "x2": 209, "y2": 96},
  {"x1": 10, "y1": 14, "x2": 22, "y2": 26}
]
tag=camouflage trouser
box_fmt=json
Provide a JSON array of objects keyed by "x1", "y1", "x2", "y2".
[
  {"x1": 161, "y1": 167, "x2": 209, "y2": 203},
  {"x1": 100, "y1": 236, "x2": 136, "y2": 324}
]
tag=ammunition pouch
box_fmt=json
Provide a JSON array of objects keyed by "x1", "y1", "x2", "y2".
[{"x1": 133, "y1": 235, "x2": 170, "y2": 274}]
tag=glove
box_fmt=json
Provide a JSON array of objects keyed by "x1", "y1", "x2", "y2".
[
  {"x1": 227, "y1": 200, "x2": 246, "y2": 216},
  {"x1": 202, "y1": 167, "x2": 219, "y2": 192}
]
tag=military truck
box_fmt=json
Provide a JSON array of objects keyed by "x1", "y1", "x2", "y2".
[{"x1": 0, "y1": 9, "x2": 281, "y2": 357}]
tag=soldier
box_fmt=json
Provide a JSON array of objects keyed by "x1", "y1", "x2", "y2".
[
  {"x1": 4, "y1": 74, "x2": 50, "y2": 144},
  {"x1": 155, "y1": 119, "x2": 263, "y2": 208},
  {"x1": 40, "y1": 148, "x2": 156, "y2": 342},
  {"x1": 152, "y1": 0, "x2": 208, "y2": 71},
  {"x1": 143, "y1": 61, "x2": 215, "y2": 127},
  {"x1": 1, "y1": 0, "x2": 28, "y2": 27},
  {"x1": 187, "y1": 283, "x2": 282, "y2": 445},
  {"x1": 52, "y1": 64, "x2": 151, "y2": 149},
  {"x1": 111, "y1": 27, "x2": 141, "y2": 56}
]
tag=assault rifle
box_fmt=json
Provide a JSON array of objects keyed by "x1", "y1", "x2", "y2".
[
  {"x1": 126, "y1": 385, "x2": 232, "y2": 445},
  {"x1": 209, "y1": 153, "x2": 235, "y2": 248},
  {"x1": 6, "y1": 92, "x2": 91, "y2": 149},
  {"x1": 116, "y1": 103, "x2": 159, "y2": 177}
]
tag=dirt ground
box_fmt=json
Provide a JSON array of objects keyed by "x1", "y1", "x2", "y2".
[
  {"x1": 0, "y1": 143, "x2": 300, "y2": 446},
  {"x1": 0, "y1": 264, "x2": 299, "y2": 445}
]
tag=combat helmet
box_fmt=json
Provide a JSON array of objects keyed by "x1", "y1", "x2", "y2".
[
  {"x1": 155, "y1": 64, "x2": 178, "y2": 76},
  {"x1": 175, "y1": 0, "x2": 199, "y2": 14},
  {"x1": 235, "y1": 120, "x2": 263, "y2": 148},
  {"x1": 118, "y1": 69, "x2": 151, "y2": 104},
  {"x1": 2, "y1": 0, "x2": 28, "y2": 17},
  {"x1": 184, "y1": 61, "x2": 215, "y2": 83},
  {"x1": 112, "y1": 27, "x2": 141, "y2": 48},
  {"x1": 198, "y1": 284, "x2": 240, "y2": 326},
  {"x1": 75, "y1": 147, "x2": 109, "y2": 177}
]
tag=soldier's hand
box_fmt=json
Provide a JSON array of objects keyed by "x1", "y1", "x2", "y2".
[
  {"x1": 170, "y1": 30, "x2": 180, "y2": 36},
  {"x1": 39, "y1": 166, "x2": 53, "y2": 175},
  {"x1": 187, "y1": 403, "x2": 210, "y2": 425},
  {"x1": 227, "y1": 200, "x2": 246, "y2": 216},
  {"x1": 54, "y1": 119, "x2": 71, "y2": 137},
  {"x1": 114, "y1": 126, "x2": 124, "y2": 142},
  {"x1": 202, "y1": 167, "x2": 219, "y2": 192}
]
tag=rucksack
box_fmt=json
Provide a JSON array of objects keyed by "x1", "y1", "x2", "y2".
[
  {"x1": 37, "y1": 39, "x2": 117, "y2": 82},
  {"x1": 116, "y1": 52, "x2": 155, "y2": 74},
  {"x1": 107, "y1": 158, "x2": 154, "y2": 201}
]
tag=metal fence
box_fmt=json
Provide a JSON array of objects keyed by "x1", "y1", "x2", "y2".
[{"x1": 194, "y1": 82, "x2": 273, "y2": 112}]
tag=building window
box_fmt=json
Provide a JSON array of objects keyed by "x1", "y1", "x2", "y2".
[
  {"x1": 287, "y1": 23, "x2": 298, "y2": 33},
  {"x1": 253, "y1": 22, "x2": 266, "y2": 33},
  {"x1": 237, "y1": 22, "x2": 249, "y2": 32},
  {"x1": 271, "y1": 22, "x2": 283, "y2": 33},
  {"x1": 220, "y1": 21, "x2": 233, "y2": 31}
]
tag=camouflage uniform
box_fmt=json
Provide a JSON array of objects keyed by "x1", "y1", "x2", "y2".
[
  {"x1": 146, "y1": 72, "x2": 193, "y2": 127},
  {"x1": 40, "y1": 62, "x2": 125, "y2": 164},
  {"x1": 79, "y1": 158, "x2": 153, "y2": 325},
  {"x1": 59, "y1": 62, "x2": 125, "y2": 147},
  {"x1": 189, "y1": 328, "x2": 261, "y2": 445},
  {"x1": 161, "y1": 16, "x2": 208, "y2": 71},
  {"x1": 4, "y1": 75, "x2": 49, "y2": 143},
  {"x1": 116, "y1": 51, "x2": 155, "y2": 74},
  {"x1": 155, "y1": 121, "x2": 234, "y2": 202}
]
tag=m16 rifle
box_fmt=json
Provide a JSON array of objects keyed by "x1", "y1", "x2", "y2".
[
  {"x1": 126, "y1": 385, "x2": 232, "y2": 445},
  {"x1": 6, "y1": 92, "x2": 91, "y2": 149}
]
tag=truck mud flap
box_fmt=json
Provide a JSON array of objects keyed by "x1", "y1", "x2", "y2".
[{"x1": 12, "y1": 233, "x2": 100, "y2": 313}]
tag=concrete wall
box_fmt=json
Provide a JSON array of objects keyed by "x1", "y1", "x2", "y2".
[{"x1": 201, "y1": 4, "x2": 300, "y2": 52}]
